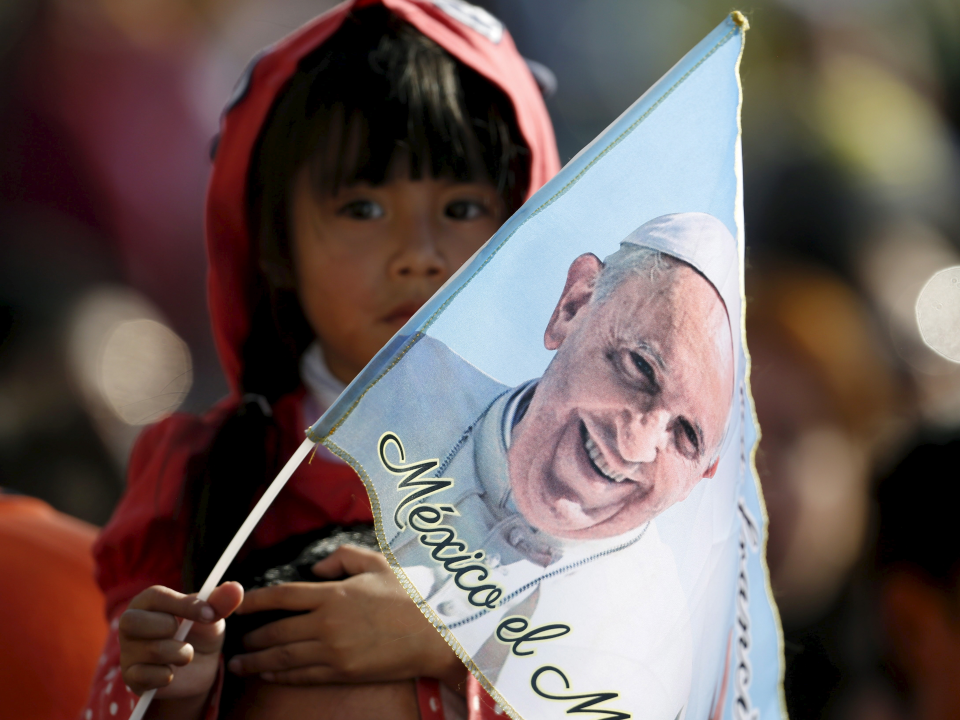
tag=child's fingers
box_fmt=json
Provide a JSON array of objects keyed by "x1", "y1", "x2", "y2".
[
  {"x1": 176, "y1": 583, "x2": 243, "y2": 654},
  {"x1": 236, "y1": 582, "x2": 328, "y2": 615},
  {"x1": 123, "y1": 663, "x2": 175, "y2": 695},
  {"x1": 122, "y1": 638, "x2": 194, "y2": 669},
  {"x1": 185, "y1": 619, "x2": 229, "y2": 655},
  {"x1": 311, "y1": 544, "x2": 389, "y2": 579},
  {"x1": 227, "y1": 640, "x2": 326, "y2": 677},
  {"x1": 128, "y1": 585, "x2": 217, "y2": 623},
  {"x1": 241, "y1": 611, "x2": 316, "y2": 651},
  {"x1": 206, "y1": 580, "x2": 244, "y2": 619},
  {"x1": 119, "y1": 608, "x2": 180, "y2": 640},
  {"x1": 258, "y1": 665, "x2": 345, "y2": 685}
]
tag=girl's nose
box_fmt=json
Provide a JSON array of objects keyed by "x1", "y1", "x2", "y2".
[
  {"x1": 392, "y1": 224, "x2": 447, "y2": 279},
  {"x1": 615, "y1": 408, "x2": 670, "y2": 464}
]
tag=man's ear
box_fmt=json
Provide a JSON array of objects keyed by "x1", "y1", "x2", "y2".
[
  {"x1": 545, "y1": 253, "x2": 603, "y2": 350},
  {"x1": 703, "y1": 457, "x2": 720, "y2": 479}
]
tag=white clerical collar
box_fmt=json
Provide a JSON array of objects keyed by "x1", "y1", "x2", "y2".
[
  {"x1": 300, "y1": 341, "x2": 347, "y2": 413},
  {"x1": 502, "y1": 380, "x2": 537, "y2": 450},
  {"x1": 472, "y1": 382, "x2": 649, "y2": 565}
]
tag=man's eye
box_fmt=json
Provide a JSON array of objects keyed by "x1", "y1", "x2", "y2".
[
  {"x1": 629, "y1": 351, "x2": 657, "y2": 387},
  {"x1": 337, "y1": 199, "x2": 385, "y2": 220},
  {"x1": 445, "y1": 199, "x2": 488, "y2": 220}
]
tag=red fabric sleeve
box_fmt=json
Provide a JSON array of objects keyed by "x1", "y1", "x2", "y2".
[
  {"x1": 83, "y1": 413, "x2": 223, "y2": 718},
  {"x1": 93, "y1": 410, "x2": 224, "y2": 618},
  {"x1": 92, "y1": 392, "x2": 371, "y2": 618}
]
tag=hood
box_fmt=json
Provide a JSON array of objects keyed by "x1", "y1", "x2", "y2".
[{"x1": 205, "y1": 0, "x2": 560, "y2": 396}]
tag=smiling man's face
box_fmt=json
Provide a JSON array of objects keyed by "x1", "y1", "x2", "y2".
[{"x1": 508, "y1": 252, "x2": 734, "y2": 540}]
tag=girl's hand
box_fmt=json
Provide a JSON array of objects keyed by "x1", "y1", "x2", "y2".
[
  {"x1": 227, "y1": 545, "x2": 466, "y2": 691},
  {"x1": 120, "y1": 582, "x2": 244, "y2": 701}
]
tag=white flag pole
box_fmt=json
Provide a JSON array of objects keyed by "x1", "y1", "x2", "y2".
[{"x1": 129, "y1": 436, "x2": 316, "y2": 720}]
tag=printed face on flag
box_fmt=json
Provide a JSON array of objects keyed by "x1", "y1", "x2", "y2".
[
  {"x1": 319, "y1": 212, "x2": 757, "y2": 720},
  {"x1": 509, "y1": 250, "x2": 734, "y2": 540}
]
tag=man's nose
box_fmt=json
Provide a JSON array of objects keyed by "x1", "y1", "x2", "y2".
[
  {"x1": 615, "y1": 408, "x2": 670, "y2": 464},
  {"x1": 390, "y1": 222, "x2": 447, "y2": 279}
]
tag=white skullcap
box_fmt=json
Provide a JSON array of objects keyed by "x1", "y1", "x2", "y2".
[
  {"x1": 619, "y1": 212, "x2": 740, "y2": 329},
  {"x1": 620, "y1": 212, "x2": 742, "y2": 410}
]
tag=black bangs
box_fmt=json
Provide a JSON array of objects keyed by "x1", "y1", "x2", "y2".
[
  {"x1": 300, "y1": 8, "x2": 526, "y2": 197},
  {"x1": 248, "y1": 6, "x2": 529, "y2": 295}
]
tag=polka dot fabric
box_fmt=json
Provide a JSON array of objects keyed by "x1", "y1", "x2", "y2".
[
  {"x1": 81, "y1": 613, "x2": 220, "y2": 720},
  {"x1": 417, "y1": 677, "x2": 447, "y2": 720},
  {"x1": 417, "y1": 674, "x2": 504, "y2": 720},
  {"x1": 81, "y1": 632, "x2": 139, "y2": 720},
  {"x1": 466, "y1": 674, "x2": 509, "y2": 719}
]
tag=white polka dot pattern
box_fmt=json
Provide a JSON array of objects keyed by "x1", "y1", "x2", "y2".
[{"x1": 82, "y1": 615, "x2": 146, "y2": 720}]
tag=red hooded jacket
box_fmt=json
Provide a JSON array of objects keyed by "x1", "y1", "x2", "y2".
[{"x1": 83, "y1": 1, "x2": 558, "y2": 719}]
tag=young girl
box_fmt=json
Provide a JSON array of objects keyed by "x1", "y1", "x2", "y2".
[{"x1": 83, "y1": 1, "x2": 558, "y2": 719}]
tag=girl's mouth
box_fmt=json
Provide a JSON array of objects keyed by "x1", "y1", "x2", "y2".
[{"x1": 382, "y1": 301, "x2": 424, "y2": 325}]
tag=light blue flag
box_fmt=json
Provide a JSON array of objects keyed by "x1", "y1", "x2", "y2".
[{"x1": 302, "y1": 11, "x2": 783, "y2": 720}]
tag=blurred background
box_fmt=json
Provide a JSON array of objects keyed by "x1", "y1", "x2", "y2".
[{"x1": 0, "y1": 0, "x2": 958, "y2": 718}]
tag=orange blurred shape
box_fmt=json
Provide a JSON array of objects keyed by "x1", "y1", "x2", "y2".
[
  {"x1": 0, "y1": 495, "x2": 108, "y2": 720},
  {"x1": 747, "y1": 263, "x2": 902, "y2": 623},
  {"x1": 749, "y1": 264, "x2": 898, "y2": 440}
]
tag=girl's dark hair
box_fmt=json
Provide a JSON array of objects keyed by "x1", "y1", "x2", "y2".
[{"x1": 183, "y1": 7, "x2": 530, "y2": 590}]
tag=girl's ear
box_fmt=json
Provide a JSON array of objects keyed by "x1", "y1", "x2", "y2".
[{"x1": 544, "y1": 253, "x2": 603, "y2": 350}]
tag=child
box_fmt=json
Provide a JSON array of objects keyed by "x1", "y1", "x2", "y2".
[{"x1": 82, "y1": 1, "x2": 558, "y2": 719}]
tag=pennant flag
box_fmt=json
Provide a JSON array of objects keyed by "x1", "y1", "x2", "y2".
[
  {"x1": 132, "y1": 10, "x2": 783, "y2": 720},
  {"x1": 308, "y1": 11, "x2": 781, "y2": 720}
]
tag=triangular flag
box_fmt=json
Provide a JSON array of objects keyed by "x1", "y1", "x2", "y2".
[{"x1": 306, "y1": 11, "x2": 783, "y2": 720}]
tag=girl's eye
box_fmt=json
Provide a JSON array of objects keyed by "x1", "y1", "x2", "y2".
[
  {"x1": 338, "y1": 199, "x2": 385, "y2": 220},
  {"x1": 445, "y1": 199, "x2": 488, "y2": 221}
]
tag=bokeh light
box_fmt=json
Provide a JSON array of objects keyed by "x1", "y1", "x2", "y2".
[
  {"x1": 916, "y1": 265, "x2": 960, "y2": 363},
  {"x1": 67, "y1": 286, "x2": 192, "y2": 466},
  {"x1": 98, "y1": 317, "x2": 192, "y2": 425},
  {"x1": 69, "y1": 286, "x2": 192, "y2": 426}
]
